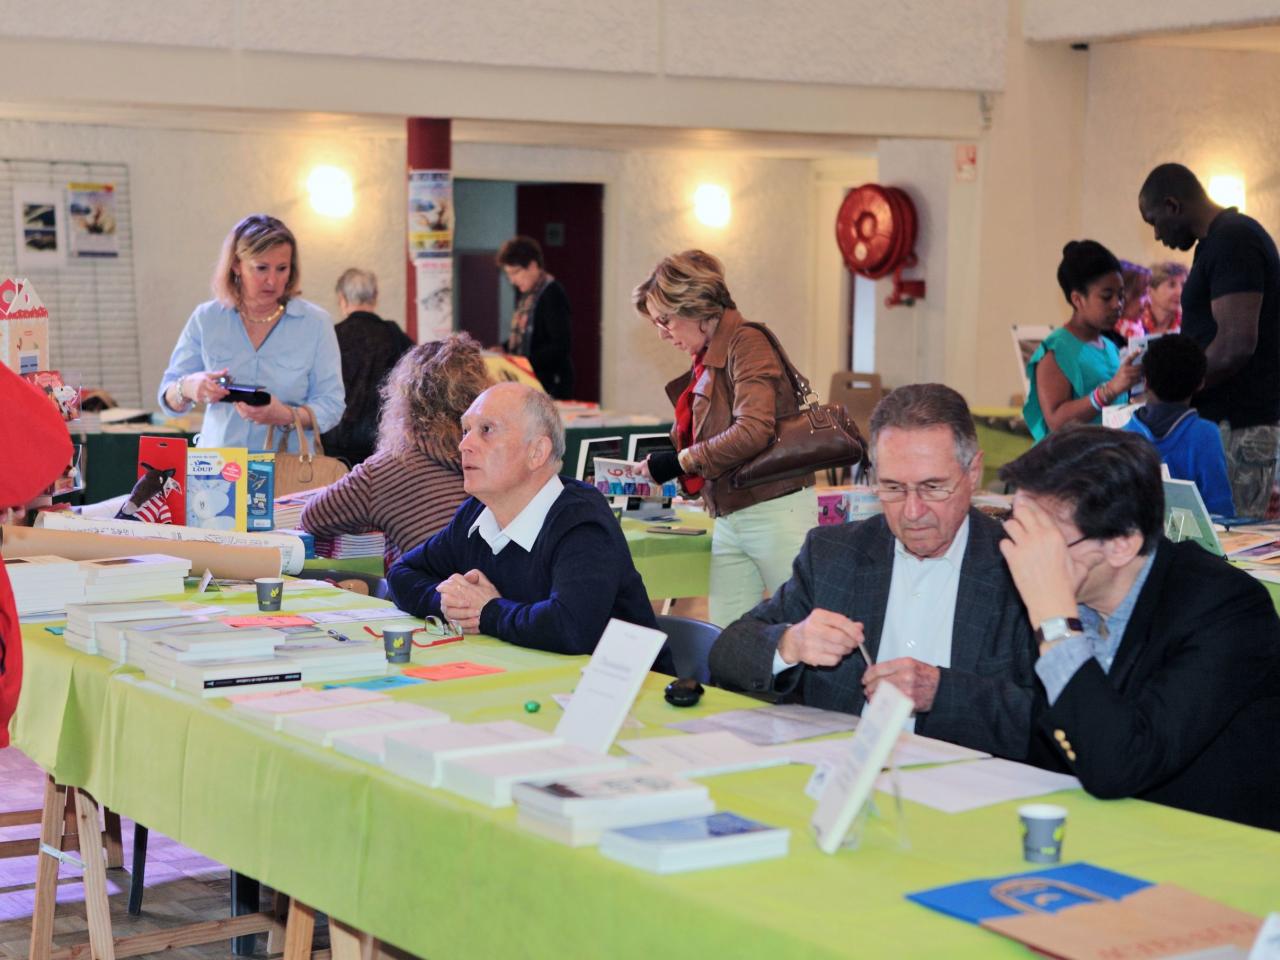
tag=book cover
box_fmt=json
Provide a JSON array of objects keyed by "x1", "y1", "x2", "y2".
[
  {"x1": 247, "y1": 453, "x2": 275, "y2": 531},
  {"x1": 129, "y1": 435, "x2": 187, "y2": 525},
  {"x1": 186, "y1": 447, "x2": 249, "y2": 531}
]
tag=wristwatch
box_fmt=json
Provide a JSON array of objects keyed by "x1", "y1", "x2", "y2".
[{"x1": 1034, "y1": 616, "x2": 1084, "y2": 651}]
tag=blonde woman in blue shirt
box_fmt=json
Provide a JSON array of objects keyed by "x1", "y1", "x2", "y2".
[
  {"x1": 158, "y1": 215, "x2": 344, "y2": 452},
  {"x1": 1024, "y1": 240, "x2": 1143, "y2": 441}
]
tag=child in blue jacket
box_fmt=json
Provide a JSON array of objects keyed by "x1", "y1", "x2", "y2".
[{"x1": 1122, "y1": 334, "x2": 1234, "y2": 516}]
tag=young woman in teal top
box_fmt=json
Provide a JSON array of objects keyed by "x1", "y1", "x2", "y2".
[{"x1": 1024, "y1": 240, "x2": 1143, "y2": 441}]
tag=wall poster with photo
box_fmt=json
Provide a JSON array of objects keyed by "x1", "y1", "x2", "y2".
[
  {"x1": 12, "y1": 184, "x2": 66, "y2": 270},
  {"x1": 66, "y1": 181, "x2": 119, "y2": 258}
]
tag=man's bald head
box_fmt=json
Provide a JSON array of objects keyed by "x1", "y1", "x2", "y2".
[{"x1": 1139, "y1": 163, "x2": 1208, "y2": 210}]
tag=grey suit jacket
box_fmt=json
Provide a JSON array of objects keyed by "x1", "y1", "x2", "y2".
[{"x1": 709, "y1": 509, "x2": 1037, "y2": 759}]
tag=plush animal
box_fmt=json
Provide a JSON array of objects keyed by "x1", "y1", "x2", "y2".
[
  {"x1": 51, "y1": 384, "x2": 79, "y2": 419},
  {"x1": 186, "y1": 477, "x2": 235, "y2": 530},
  {"x1": 114, "y1": 463, "x2": 180, "y2": 524}
]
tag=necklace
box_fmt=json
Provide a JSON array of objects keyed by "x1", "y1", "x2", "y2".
[{"x1": 243, "y1": 303, "x2": 285, "y2": 325}]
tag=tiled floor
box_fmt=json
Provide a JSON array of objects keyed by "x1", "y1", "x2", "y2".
[{"x1": 0, "y1": 747, "x2": 281, "y2": 959}]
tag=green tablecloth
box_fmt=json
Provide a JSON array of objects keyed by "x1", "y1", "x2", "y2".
[
  {"x1": 11, "y1": 588, "x2": 1278, "y2": 960},
  {"x1": 621, "y1": 510, "x2": 713, "y2": 600}
]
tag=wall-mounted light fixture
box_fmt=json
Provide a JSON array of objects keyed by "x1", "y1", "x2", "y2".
[
  {"x1": 693, "y1": 184, "x2": 731, "y2": 228},
  {"x1": 307, "y1": 165, "x2": 355, "y2": 218},
  {"x1": 1207, "y1": 174, "x2": 1246, "y2": 213}
]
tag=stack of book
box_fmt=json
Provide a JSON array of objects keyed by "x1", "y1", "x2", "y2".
[
  {"x1": 271, "y1": 494, "x2": 312, "y2": 531},
  {"x1": 64, "y1": 600, "x2": 185, "y2": 654},
  {"x1": 313, "y1": 532, "x2": 385, "y2": 560},
  {"x1": 513, "y1": 770, "x2": 714, "y2": 846},
  {"x1": 141, "y1": 624, "x2": 300, "y2": 698},
  {"x1": 273, "y1": 636, "x2": 388, "y2": 683},
  {"x1": 438, "y1": 745, "x2": 627, "y2": 807},
  {"x1": 280, "y1": 701, "x2": 450, "y2": 748},
  {"x1": 383, "y1": 720, "x2": 562, "y2": 789},
  {"x1": 229, "y1": 687, "x2": 391, "y2": 731},
  {"x1": 96, "y1": 615, "x2": 217, "y2": 665},
  {"x1": 78, "y1": 554, "x2": 191, "y2": 602},
  {"x1": 6, "y1": 555, "x2": 86, "y2": 616},
  {"x1": 598, "y1": 811, "x2": 790, "y2": 874}
]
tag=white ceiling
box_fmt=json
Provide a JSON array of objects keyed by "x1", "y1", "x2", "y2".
[{"x1": 1131, "y1": 23, "x2": 1280, "y2": 54}]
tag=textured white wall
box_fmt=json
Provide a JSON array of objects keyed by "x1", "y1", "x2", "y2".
[
  {"x1": 0, "y1": 0, "x2": 1006, "y2": 93},
  {"x1": 1024, "y1": 0, "x2": 1280, "y2": 42},
  {"x1": 1080, "y1": 43, "x2": 1280, "y2": 272},
  {"x1": 971, "y1": 5, "x2": 1090, "y2": 407},
  {"x1": 0, "y1": 118, "x2": 407, "y2": 406},
  {"x1": 0, "y1": 119, "x2": 822, "y2": 420},
  {"x1": 458, "y1": 143, "x2": 818, "y2": 417}
]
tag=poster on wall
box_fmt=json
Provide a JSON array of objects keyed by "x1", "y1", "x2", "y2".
[
  {"x1": 415, "y1": 258, "x2": 453, "y2": 343},
  {"x1": 12, "y1": 185, "x2": 66, "y2": 270},
  {"x1": 408, "y1": 170, "x2": 452, "y2": 259},
  {"x1": 66, "y1": 182, "x2": 119, "y2": 258}
]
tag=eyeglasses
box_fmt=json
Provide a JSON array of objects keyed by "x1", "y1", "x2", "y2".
[
  {"x1": 1065, "y1": 534, "x2": 1090, "y2": 548},
  {"x1": 874, "y1": 477, "x2": 966, "y2": 503},
  {"x1": 650, "y1": 312, "x2": 677, "y2": 329}
]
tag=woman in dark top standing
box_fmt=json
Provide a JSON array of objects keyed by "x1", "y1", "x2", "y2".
[
  {"x1": 497, "y1": 236, "x2": 574, "y2": 399},
  {"x1": 322, "y1": 268, "x2": 414, "y2": 466}
]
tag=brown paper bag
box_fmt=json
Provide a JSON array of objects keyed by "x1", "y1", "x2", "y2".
[{"x1": 982, "y1": 883, "x2": 1261, "y2": 960}]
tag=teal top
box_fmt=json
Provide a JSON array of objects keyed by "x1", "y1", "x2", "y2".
[{"x1": 1023, "y1": 326, "x2": 1125, "y2": 441}]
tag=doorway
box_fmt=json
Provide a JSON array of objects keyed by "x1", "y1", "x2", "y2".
[{"x1": 454, "y1": 179, "x2": 604, "y2": 402}]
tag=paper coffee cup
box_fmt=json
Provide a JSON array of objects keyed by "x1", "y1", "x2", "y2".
[
  {"x1": 382, "y1": 628, "x2": 414, "y2": 664},
  {"x1": 1018, "y1": 803, "x2": 1067, "y2": 863},
  {"x1": 254, "y1": 577, "x2": 284, "y2": 612}
]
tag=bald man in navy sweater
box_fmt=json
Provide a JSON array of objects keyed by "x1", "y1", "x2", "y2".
[{"x1": 388, "y1": 383, "x2": 661, "y2": 661}]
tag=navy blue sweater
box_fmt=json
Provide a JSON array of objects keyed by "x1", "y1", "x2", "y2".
[{"x1": 388, "y1": 479, "x2": 661, "y2": 659}]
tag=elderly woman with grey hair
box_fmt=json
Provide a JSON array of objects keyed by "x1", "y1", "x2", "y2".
[
  {"x1": 321, "y1": 267, "x2": 414, "y2": 466},
  {"x1": 633, "y1": 249, "x2": 818, "y2": 627}
]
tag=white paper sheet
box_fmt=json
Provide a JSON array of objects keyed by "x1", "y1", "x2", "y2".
[
  {"x1": 669, "y1": 704, "x2": 860, "y2": 746},
  {"x1": 618, "y1": 731, "x2": 789, "y2": 777},
  {"x1": 554, "y1": 619, "x2": 666, "y2": 753},
  {"x1": 875, "y1": 757, "x2": 1080, "y2": 813}
]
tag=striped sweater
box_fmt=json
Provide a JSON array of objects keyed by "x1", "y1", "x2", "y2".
[{"x1": 299, "y1": 447, "x2": 466, "y2": 563}]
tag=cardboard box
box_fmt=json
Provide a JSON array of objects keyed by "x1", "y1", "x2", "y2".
[{"x1": 0, "y1": 278, "x2": 50, "y2": 374}]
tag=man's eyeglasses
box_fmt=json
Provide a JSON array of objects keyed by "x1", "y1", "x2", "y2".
[
  {"x1": 363, "y1": 616, "x2": 464, "y2": 648},
  {"x1": 874, "y1": 477, "x2": 965, "y2": 503}
]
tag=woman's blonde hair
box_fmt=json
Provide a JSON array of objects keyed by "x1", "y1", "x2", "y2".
[
  {"x1": 632, "y1": 249, "x2": 736, "y2": 331},
  {"x1": 1150, "y1": 260, "x2": 1189, "y2": 289},
  {"x1": 376, "y1": 333, "x2": 492, "y2": 463},
  {"x1": 211, "y1": 214, "x2": 301, "y2": 309}
]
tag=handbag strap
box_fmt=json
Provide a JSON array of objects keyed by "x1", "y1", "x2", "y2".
[
  {"x1": 263, "y1": 406, "x2": 319, "y2": 460},
  {"x1": 741, "y1": 322, "x2": 819, "y2": 410}
]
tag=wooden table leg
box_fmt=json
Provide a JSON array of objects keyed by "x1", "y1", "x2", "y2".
[
  {"x1": 266, "y1": 890, "x2": 290, "y2": 955},
  {"x1": 282, "y1": 899, "x2": 317, "y2": 960},
  {"x1": 28, "y1": 777, "x2": 67, "y2": 960},
  {"x1": 74, "y1": 788, "x2": 117, "y2": 960},
  {"x1": 329, "y1": 919, "x2": 377, "y2": 960},
  {"x1": 102, "y1": 810, "x2": 124, "y2": 870}
]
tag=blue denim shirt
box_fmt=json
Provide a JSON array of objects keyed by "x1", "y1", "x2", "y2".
[
  {"x1": 1035, "y1": 552, "x2": 1156, "y2": 703},
  {"x1": 158, "y1": 298, "x2": 345, "y2": 453}
]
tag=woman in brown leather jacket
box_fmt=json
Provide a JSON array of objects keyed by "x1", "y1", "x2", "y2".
[{"x1": 633, "y1": 250, "x2": 817, "y2": 626}]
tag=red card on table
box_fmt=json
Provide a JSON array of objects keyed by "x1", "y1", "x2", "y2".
[
  {"x1": 402, "y1": 662, "x2": 506, "y2": 681},
  {"x1": 222, "y1": 614, "x2": 315, "y2": 628}
]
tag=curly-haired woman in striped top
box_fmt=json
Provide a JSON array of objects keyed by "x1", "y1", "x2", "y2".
[{"x1": 301, "y1": 333, "x2": 492, "y2": 563}]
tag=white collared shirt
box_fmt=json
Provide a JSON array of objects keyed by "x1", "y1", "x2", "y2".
[
  {"x1": 770, "y1": 517, "x2": 970, "y2": 733},
  {"x1": 876, "y1": 516, "x2": 969, "y2": 731},
  {"x1": 467, "y1": 475, "x2": 564, "y2": 555}
]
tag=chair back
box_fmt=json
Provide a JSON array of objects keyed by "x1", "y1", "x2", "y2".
[
  {"x1": 655, "y1": 614, "x2": 721, "y2": 684},
  {"x1": 827, "y1": 371, "x2": 883, "y2": 443},
  {"x1": 308, "y1": 568, "x2": 390, "y2": 600}
]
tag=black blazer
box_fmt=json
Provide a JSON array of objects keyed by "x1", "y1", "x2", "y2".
[
  {"x1": 709, "y1": 510, "x2": 1037, "y2": 760},
  {"x1": 527, "y1": 281, "x2": 573, "y2": 400},
  {"x1": 1030, "y1": 538, "x2": 1280, "y2": 831}
]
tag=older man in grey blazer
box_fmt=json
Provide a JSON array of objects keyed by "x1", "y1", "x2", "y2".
[{"x1": 709, "y1": 383, "x2": 1036, "y2": 759}]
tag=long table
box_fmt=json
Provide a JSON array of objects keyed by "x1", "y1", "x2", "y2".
[{"x1": 12, "y1": 589, "x2": 1279, "y2": 959}]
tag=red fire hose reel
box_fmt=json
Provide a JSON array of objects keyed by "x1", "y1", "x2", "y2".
[{"x1": 835, "y1": 184, "x2": 926, "y2": 308}]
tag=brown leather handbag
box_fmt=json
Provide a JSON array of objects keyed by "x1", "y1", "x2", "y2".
[
  {"x1": 730, "y1": 324, "x2": 867, "y2": 489},
  {"x1": 264, "y1": 405, "x2": 349, "y2": 495}
]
